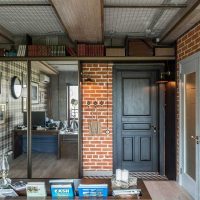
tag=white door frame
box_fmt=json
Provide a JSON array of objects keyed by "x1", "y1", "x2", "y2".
[{"x1": 179, "y1": 52, "x2": 200, "y2": 200}]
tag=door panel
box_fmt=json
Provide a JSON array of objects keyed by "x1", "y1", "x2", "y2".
[
  {"x1": 180, "y1": 58, "x2": 200, "y2": 200},
  {"x1": 123, "y1": 79, "x2": 150, "y2": 116},
  {"x1": 123, "y1": 137, "x2": 134, "y2": 161},
  {"x1": 116, "y1": 71, "x2": 158, "y2": 172},
  {"x1": 140, "y1": 137, "x2": 151, "y2": 161},
  {"x1": 185, "y1": 72, "x2": 196, "y2": 180}
]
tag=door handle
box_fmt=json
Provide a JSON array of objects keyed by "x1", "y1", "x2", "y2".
[
  {"x1": 191, "y1": 136, "x2": 200, "y2": 144},
  {"x1": 151, "y1": 125, "x2": 157, "y2": 134}
]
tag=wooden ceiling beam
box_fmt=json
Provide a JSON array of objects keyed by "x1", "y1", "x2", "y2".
[
  {"x1": 39, "y1": 61, "x2": 59, "y2": 75},
  {"x1": 0, "y1": 25, "x2": 14, "y2": 44},
  {"x1": 50, "y1": 0, "x2": 102, "y2": 42},
  {"x1": 48, "y1": 0, "x2": 74, "y2": 44},
  {"x1": 0, "y1": 3, "x2": 51, "y2": 6},
  {"x1": 160, "y1": 0, "x2": 200, "y2": 42},
  {"x1": 100, "y1": 0, "x2": 104, "y2": 42},
  {"x1": 104, "y1": 4, "x2": 187, "y2": 9}
]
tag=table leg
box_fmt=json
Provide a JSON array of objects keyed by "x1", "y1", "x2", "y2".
[{"x1": 57, "y1": 133, "x2": 61, "y2": 159}]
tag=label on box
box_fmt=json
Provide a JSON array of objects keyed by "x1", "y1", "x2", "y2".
[{"x1": 51, "y1": 184, "x2": 74, "y2": 197}]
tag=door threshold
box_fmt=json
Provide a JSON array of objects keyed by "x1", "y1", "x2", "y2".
[
  {"x1": 85, "y1": 172, "x2": 168, "y2": 181},
  {"x1": 129, "y1": 172, "x2": 168, "y2": 180}
]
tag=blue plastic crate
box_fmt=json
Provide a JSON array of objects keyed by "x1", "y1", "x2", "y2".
[
  {"x1": 78, "y1": 184, "x2": 108, "y2": 197},
  {"x1": 51, "y1": 184, "x2": 74, "y2": 198}
]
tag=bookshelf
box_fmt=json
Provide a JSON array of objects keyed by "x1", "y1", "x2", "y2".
[{"x1": 0, "y1": 56, "x2": 175, "y2": 62}]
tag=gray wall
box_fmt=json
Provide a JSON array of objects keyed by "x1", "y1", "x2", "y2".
[{"x1": 50, "y1": 71, "x2": 78, "y2": 121}]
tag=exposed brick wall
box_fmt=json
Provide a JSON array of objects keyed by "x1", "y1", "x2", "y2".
[
  {"x1": 81, "y1": 63, "x2": 113, "y2": 175},
  {"x1": 177, "y1": 23, "x2": 200, "y2": 61},
  {"x1": 176, "y1": 22, "x2": 200, "y2": 177}
]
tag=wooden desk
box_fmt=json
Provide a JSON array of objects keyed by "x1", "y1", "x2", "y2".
[
  {"x1": 13, "y1": 129, "x2": 61, "y2": 159},
  {"x1": 10, "y1": 178, "x2": 152, "y2": 199}
]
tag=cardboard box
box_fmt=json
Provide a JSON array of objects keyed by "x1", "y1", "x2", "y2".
[
  {"x1": 127, "y1": 39, "x2": 153, "y2": 56},
  {"x1": 106, "y1": 48, "x2": 125, "y2": 56},
  {"x1": 154, "y1": 47, "x2": 175, "y2": 56}
]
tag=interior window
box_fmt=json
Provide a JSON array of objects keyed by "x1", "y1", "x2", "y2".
[{"x1": 67, "y1": 85, "x2": 78, "y2": 133}]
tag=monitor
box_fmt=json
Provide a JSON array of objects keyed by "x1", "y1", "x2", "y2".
[{"x1": 23, "y1": 111, "x2": 46, "y2": 127}]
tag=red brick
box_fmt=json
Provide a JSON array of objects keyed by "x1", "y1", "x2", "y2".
[{"x1": 82, "y1": 63, "x2": 113, "y2": 171}]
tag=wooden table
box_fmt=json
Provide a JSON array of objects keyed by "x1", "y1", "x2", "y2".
[
  {"x1": 13, "y1": 129, "x2": 61, "y2": 159},
  {"x1": 6, "y1": 178, "x2": 152, "y2": 199}
]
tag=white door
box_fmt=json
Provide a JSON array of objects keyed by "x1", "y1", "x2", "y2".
[{"x1": 179, "y1": 55, "x2": 200, "y2": 200}]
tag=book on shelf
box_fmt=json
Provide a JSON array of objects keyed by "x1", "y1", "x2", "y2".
[
  {"x1": 78, "y1": 183, "x2": 108, "y2": 197},
  {"x1": 112, "y1": 188, "x2": 141, "y2": 196},
  {"x1": 27, "y1": 45, "x2": 66, "y2": 57},
  {"x1": 66, "y1": 47, "x2": 76, "y2": 56},
  {"x1": 0, "y1": 48, "x2": 5, "y2": 56},
  {"x1": 49, "y1": 179, "x2": 74, "y2": 198},
  {"x1": 77, "y1": 43, "x2": 104, "y2": 56}
]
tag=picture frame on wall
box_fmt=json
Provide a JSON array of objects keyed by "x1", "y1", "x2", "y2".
[
  {"x1": 40, "y1": 91, "x2": 45, "y2": 103},
  {"x1": 22, "y1": 72, "x2": 27, "y2": 88},
  {"x1": 22, "y1": 97, "x2": 27, "y2": 112},
  {"x1": 0, "y1": 104, "x2": 6, "y2": 124},
  {"x1": 31, "y1": 82, "x2": 39, "y2": 104}
]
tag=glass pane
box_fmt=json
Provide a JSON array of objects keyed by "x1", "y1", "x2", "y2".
[
  {"x1": 31, "y1": 62, "x2": 79, "y2": 178},
  {"x1": 70, "y1": 86, "x2": 79, "y2": 119},
  {"x1": 185, "y1": 72, "x2": 196, "y2": 180},
  {"x1": 3, "y1": 61, "x2": 28, "y2": 179}
]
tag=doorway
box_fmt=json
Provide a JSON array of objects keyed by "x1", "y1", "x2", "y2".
[
  {"x1": 113, "y1": 64, "x2": 165, "y2": 173},
  {"x1": 179, "y1": 54, "x2": 200, "y2": 200}
]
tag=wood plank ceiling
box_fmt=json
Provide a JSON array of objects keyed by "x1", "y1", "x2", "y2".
[
  {"x1": 0, "y1": 0, "x2": 200, "y2": 44},
  {"x1": 50, "y1": 0, "x2": 103, "y2": 42},
  {"x1": 161, "y1": 1, "x2": 200, "y2": 43}
]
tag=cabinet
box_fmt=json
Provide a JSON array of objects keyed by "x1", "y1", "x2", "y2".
[{"x1": 61, "y1": 134, "x2": 78, "y2": 159}]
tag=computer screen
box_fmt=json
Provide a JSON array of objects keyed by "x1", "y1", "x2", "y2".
[{"x1": 23, "y1": 111, "x2": 46, "y2": 127}]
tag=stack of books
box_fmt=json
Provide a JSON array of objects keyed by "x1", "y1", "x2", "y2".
[
  {"x1": 78, "y1": 184, "x2": 108, "y2": 197},
  {"x1": 0, "y1": 48, "x2": 5, "y2": 56},
  {"x1": 66, "y1": 47, "x2": 76, "y2": 56},
  {"x1": 17, "y1": 45, "x2": 27, "y2": 57},
  {"x1": 77, "y1": 43, "x2": 104, "y2": 56},
  {"x1": 27, "y1": 45, "x2": 66, "y2": 57},
  {"x1": 112, "y1": 188, "x2": 141, "y2": 197},
  {"x1": 49, "y1": 179, "x2": 74, "y2": 198}
]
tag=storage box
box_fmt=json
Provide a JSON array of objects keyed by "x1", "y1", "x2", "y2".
[
  {"x1": 78, "y1": 184, "x2": 108, "y2": 197},
  {"x1": 127, "y1": 39, "x2": 153, "y2": 56},
  {"x1": 154, "y1": 47, "x2": 175, "y2": 56},
  {"x1": 49, "y1": 179, "x2": 74, "y2": 198},
  {"x1": 106, "y1": 48, "x2": 125, "y2": 56}
]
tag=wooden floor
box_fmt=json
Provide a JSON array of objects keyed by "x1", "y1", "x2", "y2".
[
  {"x1": 144, "y1": 181, "x2": 193, "y2": 200},
  {"x1": 9, "y1": 153, "x2": 79, "y2": 179}
]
